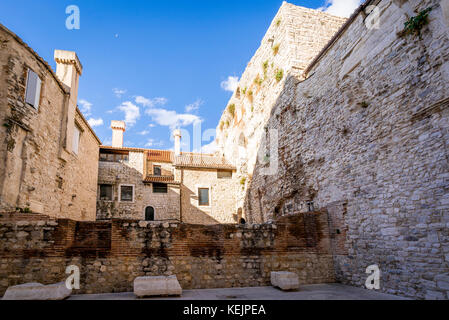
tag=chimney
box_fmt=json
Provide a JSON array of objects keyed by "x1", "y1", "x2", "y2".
[
  {"x1": 173, "y1": 129, "x2": 181, "y2": 156},
  {"x1": 111, "y1": 121, "x2": 126, "y2": 148},
  {"x1": 54, "y1": 50, "x2": 83, "y2": 153}
]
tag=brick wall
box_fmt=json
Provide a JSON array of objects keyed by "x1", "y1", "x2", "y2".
[{"x1": 0, "y1": 211, "x2": 334, "y2": 295}]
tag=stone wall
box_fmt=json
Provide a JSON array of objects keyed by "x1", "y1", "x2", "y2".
[
  {"x1": 0, "y1": 24, "x2": 100, "y2": 221},
  {"x1": 97, "y1": 151, "x2": 180, "y2": 221},
  {"x1": 215, "y1": 3, "x2": 346, "y2": 215},
  {"x1": 0, "y1": 211, "x2": 334, "y2": 296},
  {"x1": 244, "y1": 0, "x2": 449, "y2": 299},
  {"x1": 180, "y1": 168, "x2": 240, "y2": 225}
]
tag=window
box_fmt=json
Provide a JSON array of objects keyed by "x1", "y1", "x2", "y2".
[
  {"x1": 99, "y1": 185, "x2": 113, "y2": 201},
  {"x1": 99, "y1": 152, "x2": 129, "y2": 163},
  {"x1": 25, "y1": 69, "x2": 41, "y2": 110},
  {"x1": 217, "y1": 170, "x2": 233, "y2": 179},
  {"x1": 198, "y1": 188, "x2": 210, "y2": 206},
  {"x1": 153, "y1": 166, "x2": 162, "y2": 176},
  {"x1": 72, "y1": 124, "x2": 81, "y2": 154},
  {"x1": 153, "y1": 183, "x2": 168, "y2": 194},
  {"x1": 120, "y1": 185, "x2": 134, "y2": 202}
]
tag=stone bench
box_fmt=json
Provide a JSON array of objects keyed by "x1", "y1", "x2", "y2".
[
  {"x1": 2, "y1": 282, "x2": 72, "y2": 300},
  {"x1": 134, "y1": 276, "x2": 182, "y2": 298},
  {"x1": 271, "y1": 272, "x2": 300, "y2": 291}
]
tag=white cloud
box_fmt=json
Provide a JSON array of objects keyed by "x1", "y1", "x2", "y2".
[
  {"x1": 319, "y1": 0, "x2": 362, "y2": 18},
  {"x1": 79, "y1": 99, "x2": 93, "y2": 116},
  {"x1": 117, "y1": 101, "x2": 140, "y2": 127},
  {"x1": 113, "y1": 88, "x2": 127, "y2": 98},
  {"x1": 145, "y1": 108, "x2": 202, "y2": 130},
  {"x1": 185, "y1": 99, "x2": 204, "y2": 113},
  {"x1": 88, "y1": 118, "x2": 104, "y2": 127},
  {"x1": 201, "y1": 140, "x2": 217, "y2": 154},
  {"x1": 138, "y1": 130, "x2": 150, "y2": 136},
  {"x1": 221, "y1": 76, "x2": 239, "y2": 92},
  {"x1": 145, "y1": 139, "x2": 164, "y2": 148},
  {"x1": 135, "y1": 96, "x2": 168, "y2": 108}
]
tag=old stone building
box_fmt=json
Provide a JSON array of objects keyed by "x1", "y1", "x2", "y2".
[
  {"x1": 217, "y1": 0, "x2": 449, "y2": 299},
  {"x1": 0, "y1": 24, "x2": 101, "y2": 221},
  {"x1": 97, "y1": 123, "x2": 239, "y2": 224}
]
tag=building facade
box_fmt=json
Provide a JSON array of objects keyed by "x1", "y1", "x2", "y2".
[
  {"x1": 96, "y1": 123, "x2": 239, "y2": 224},
  {"x1": 0, "y1": 24, "x2": 101, "y2": 221}
]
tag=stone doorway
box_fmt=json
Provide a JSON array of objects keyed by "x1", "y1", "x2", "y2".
[{"x1": 145, "y1": 206, "x2": 155, "y2": 221}]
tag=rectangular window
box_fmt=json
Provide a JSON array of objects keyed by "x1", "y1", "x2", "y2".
[
  {"x1": 217, "y1": 170, "x2": 233, "y2": 179},
  {"x1": 99, "y1": 185, "x2": 113, "y2": 201},
  {"x1": 72, "y1": 124, "x2": 81, "y2": 154},
  {"x1": 153, "y1": 166, "x2": 162, "y2": 176},
  {"x1": 25, "y1": 69, "x2": 42, "y2": 110},
  {"x1": 198, "y1": 188, "x2": 210, "y2": 206},
  {"x1": 120, "y1": 185, "x2": 134, "y2": 202},
  {"x1": 153, "y1": 183, "x2": 168, "y2": 194}
]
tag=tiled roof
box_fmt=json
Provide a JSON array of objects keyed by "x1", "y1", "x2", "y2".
[
  {"x1": 174, "y1": 153, "x2": 235, "y2": 170},
  {"x1": 143, "y1": 175, "x2": 180, "y2": 184},
  {"x1": 147, "y1": 150, "x2": 174, "y2": 163}
]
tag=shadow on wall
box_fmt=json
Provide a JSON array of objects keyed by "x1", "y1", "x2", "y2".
[
  {"x1": 181, "y1": 185, "x2": 221, "y2": 225},
  {"x1": 96, "y1": 161, "x2": 179, "y2": 221},
  {"x1": 243, "y1": 74, "x2": 317, "y2": 224}
]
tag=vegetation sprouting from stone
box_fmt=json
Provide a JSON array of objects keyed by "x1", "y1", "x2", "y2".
[
  {"x1": 254, "y1": 75, "x2": 263, "y2": 87},
  {"x1": 228, "y1": 104, "x2": 236, "y2": 117},
  {"x1": 276, "y1": 19, "x2": 281, "y2": 27},
  {"x1": 272, "y1": 44, "x2": 280, "y2": 56},
  {"x1": 403, "y1": 7, "x2": 432, "y2": 37},
  {"x1": 275, "y1": 69, "x2": 284, "y2": 82}
]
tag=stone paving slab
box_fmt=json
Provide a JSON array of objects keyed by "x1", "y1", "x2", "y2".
[{"x1": 69, "y1": 283, "x2": 409, "y2": 300}]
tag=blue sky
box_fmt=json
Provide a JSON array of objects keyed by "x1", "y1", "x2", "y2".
[{"x1": 0, "y1": 0, "x2": 360, "y2": 152}]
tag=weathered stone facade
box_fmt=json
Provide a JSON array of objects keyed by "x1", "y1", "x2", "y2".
[
  {"x1": 97, "y1": 129, "x2": 240, "y2": 225},
  {"x1": 215, "y1": 2, "x2": 346, "y2": 217},
  {"x1": 97, "y1": 150, "x2": 181, "y2": 221},
  {"x1": 218, "y1": 0, "x2": 449, "y2": 299},
  {"x1": 0, "y1": 211, "x2": 334, "y2": 295},
  {"x1": 0, "y1": 24, "x2": 100, "y2": 221}
]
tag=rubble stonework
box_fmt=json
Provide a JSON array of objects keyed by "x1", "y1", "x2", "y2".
[
  {"x1": 0, "y1": 212, "x2": 334, "y2": 296},
  {"x1": 0, "y1": 24, "x2": 100, "y2": 221},
  {"x1": 229, "y1": 0, "x2": 449, "y2": 299}
]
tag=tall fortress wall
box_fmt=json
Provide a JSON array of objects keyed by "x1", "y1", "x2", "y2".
[
  {"x1": 217, "y1": 0, "x2": 449, "y2": 299},
  {"x1": 215, "y1": 2, "x2": 346, "y2": 211}
]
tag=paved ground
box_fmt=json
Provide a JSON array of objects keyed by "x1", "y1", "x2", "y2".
[{"x1": 69, "y1": 283, "x2": 409, "y2": 300}]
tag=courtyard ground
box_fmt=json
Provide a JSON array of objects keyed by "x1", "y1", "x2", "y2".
[{"x1": 69, "y1": 283, "x2": 409, "y2": 300}]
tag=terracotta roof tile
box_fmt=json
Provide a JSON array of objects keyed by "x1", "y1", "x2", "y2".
[
  {"x1": 174, "y1": 153, "x2": 235, "y2": 170},
  {"x1": 143, "y1": 175, "x2": 180, "y2": 184}
]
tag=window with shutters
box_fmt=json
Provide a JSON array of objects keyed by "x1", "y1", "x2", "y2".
[
  {"x1": 120, "y1": 185, "x2": 134, "y2": 202},
  {"x1": 25, "y1": 69, "x2": 42, "y2": 110}
]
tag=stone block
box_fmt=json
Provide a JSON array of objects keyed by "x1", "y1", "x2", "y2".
[
  {"x1": 134, "y1": 275, "x2": 182, "y2": 298},
  {"x1": 271, "y1": 272, "x2": 300, "y2": 291},
  {"x1": 2, "y1": 282, "x2": 72, "y2": 300}
]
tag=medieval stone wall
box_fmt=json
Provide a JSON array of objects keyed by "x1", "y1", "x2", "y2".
[
  {"x1": 0, "y1": 24, "x2": 100, "y2": 221},
  {"x1": 180, "y1": 168, "x2": 240, "y2": 225},
  {"x1": 0, "y1": 211, "x2": 334, "y2": 296},
  {"x1": 97, "y1": 151, "x2": 180, "y2": 221},
  {"x1": 215, "y1": 3, "x2": 346, "y2": 215},
  {"x1": 245, "y1": 0, "x2": 449, "y2": 299}
]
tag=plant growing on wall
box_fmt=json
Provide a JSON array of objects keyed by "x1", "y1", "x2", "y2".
[
  {"x1": 254, "y1": 75, "x2": 263, "y2": 87},
  {"x1": 403, "y1": 7, "x2": 432, "y2": 37},
  {"x1": 247, "y1": 90, "x2": 254, "y2": 103},
  {"x1": 228, "y1": 104, "x2": 236, "y2": 117},
  {"x1": 242, "y1": 87, "x2": 247, "y2": 95},
  {"x1": 276, "y1": 19, "x2": 281, "y2": 27},
  {"x1": 272, "y1": 44, "x2": 280, "y2": 56},
  {"x1": 275, "y1": 69, "x2": 284, "y2": 82},
  {"x1": 240, "y1": 177, "x2": 247, "y2": 186},
  {"x1": 262, "y1": 60, "x2": 269, "y2": 78},
  {"x1": 219, "y1": 121, "x2": 224, "y2": 131}
]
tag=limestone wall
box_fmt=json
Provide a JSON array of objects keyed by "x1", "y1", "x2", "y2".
[
  {"x1": 180, "y1": 168, "x2": 240, "y2": 225},
  {"x1": 0, "y1": 211, "x2": 334, "y2": 296},
  {"x1": 0, "y1": 24, "x2": 100, "y2": 221},
  {"x1": 245, "y1": 0, "x2": 449, "y2": 299},
  {"x1": 215, "y1": 3, "x2": 346, "y2": 212},
  {"x1": 97, "y1": 151, "x2": 180, "y2": 221}
]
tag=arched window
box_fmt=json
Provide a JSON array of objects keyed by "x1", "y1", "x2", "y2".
[{"x1": 145, "y1": 206, "x2": 155, "y2": 221}]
